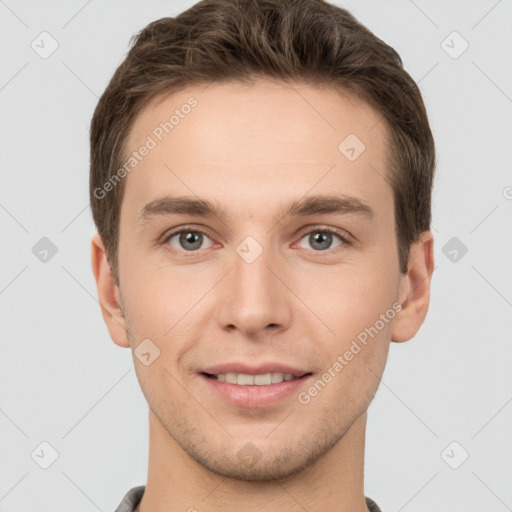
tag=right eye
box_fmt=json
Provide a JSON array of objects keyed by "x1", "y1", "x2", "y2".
[{"x1": 164, "y1": 228, "x2": 215, "y2": 252}]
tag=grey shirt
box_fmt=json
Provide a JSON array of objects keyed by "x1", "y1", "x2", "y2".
[{"x1": 114, "y1": 486, "x2": 383, "y2": 512}]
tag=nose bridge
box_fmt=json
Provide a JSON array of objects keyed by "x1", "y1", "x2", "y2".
[{"x1": 217, "y1": 235, "x2": 290, "y2": 335}]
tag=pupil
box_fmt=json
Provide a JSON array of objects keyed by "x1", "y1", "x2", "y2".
[
  {"x1": 181, "y1": 232, "x2": 202, "y2": 250},
  {"x1": 311, "y1": 232, "x2": 331, "y2": 250}
]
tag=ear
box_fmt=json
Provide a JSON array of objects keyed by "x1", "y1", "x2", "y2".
[
  {"x1": 91, "y1": 233, "x2": 130, "y2": 348},
  {"x1": 391, "y1": 231, "x2": 435, "y2": 343}
]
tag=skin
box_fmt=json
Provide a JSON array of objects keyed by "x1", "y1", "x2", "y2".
[{"x1": 92, "y1": 79, "x2": 434, "y2": 512}]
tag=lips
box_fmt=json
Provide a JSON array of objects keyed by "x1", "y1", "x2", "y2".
[
  {"x1": 198, "y1": 362, "x2": 313, "y2": 407},
  {"x1": 200, "y1": 368, "x2": 313, "y2": 408}
]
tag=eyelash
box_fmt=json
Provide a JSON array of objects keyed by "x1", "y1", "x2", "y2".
[{"x1": 162, "y1": 225, "x2": 352, "y2": 257}]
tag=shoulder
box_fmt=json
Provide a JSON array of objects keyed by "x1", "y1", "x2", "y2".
[{"x1": 114, "y1": 485, "x2": 145, "y2": 512}]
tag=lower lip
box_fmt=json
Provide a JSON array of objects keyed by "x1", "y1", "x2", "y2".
[{"x1": 200, "y1": 373, "x2": 312, "y2": 408}]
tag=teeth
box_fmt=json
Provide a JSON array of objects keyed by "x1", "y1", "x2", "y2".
[
  {"x1": 271, "y1": 372, "x2": 284, "y2": 384},
  {"x1": 237, "y1": 373, "x2": 255, "y2": 385},
  {"x1": 254, "y1": 373, "x2": 272, "y2": 385},
  {"x1": 212, "y1": 372, "x2": 299, "y2": 385}
]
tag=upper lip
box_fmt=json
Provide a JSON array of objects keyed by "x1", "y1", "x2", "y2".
[{"x1": 201, "y1": 363, "x2": 311, "y2": 377}]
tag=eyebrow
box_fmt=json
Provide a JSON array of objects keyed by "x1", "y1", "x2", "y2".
[{"x1": 139, "y1": 193, "x2": 374, "y2": 224}]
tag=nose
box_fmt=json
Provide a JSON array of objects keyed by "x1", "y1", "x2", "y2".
[{"x1": 216, "y1": 238, "x2": 292, "y2": 338}]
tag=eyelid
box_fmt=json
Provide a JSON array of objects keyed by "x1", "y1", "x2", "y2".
[
  {"x1": 163, "y1": 224, "x2": 211, "y2": 239},
  {"x1": 295, "y1": 224, "x2": 354, "y2": 244}
]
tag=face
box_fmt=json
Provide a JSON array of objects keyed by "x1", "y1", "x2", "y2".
[{"x1": 98, "y1": 79, "x2": 422, "y2": 481}]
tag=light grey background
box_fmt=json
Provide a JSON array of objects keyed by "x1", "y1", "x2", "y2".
[{"x1": 1, "y1": 1, "x2": 511, "y2": 511}]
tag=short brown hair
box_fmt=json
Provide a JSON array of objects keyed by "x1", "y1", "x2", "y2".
[{"x1": 90, "y1": 0, "x2": 435, "y2": 283}]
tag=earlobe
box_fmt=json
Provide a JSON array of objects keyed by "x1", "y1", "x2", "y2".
[
  {"x1": 91, "y1": 233, "x2": 130, "y2": 348},
  {"x1": 391, "y1": 231, "x2": 435, "y2": 343}
]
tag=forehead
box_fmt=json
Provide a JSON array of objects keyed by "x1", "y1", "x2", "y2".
[{"x1": 121, "y1": 79, "x2": 392, "y2": 222}]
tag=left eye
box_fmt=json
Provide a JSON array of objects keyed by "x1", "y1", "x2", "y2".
[
  {"x1": 297, "y1": 230, "x2": 346, "y2": 251},
  {"x1": 166, "y1": 230, "x2": 214, "y2": 251}
]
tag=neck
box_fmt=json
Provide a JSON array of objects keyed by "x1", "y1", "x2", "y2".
[{"x1": 137, "y1": 410, "x2": 370, "y2": 512}]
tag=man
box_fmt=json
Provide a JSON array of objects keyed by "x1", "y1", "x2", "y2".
[{"x1": 90, "y1": 0, "x2": 435, "y2": 511}]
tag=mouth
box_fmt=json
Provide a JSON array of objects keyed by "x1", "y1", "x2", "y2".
[
  {"x1": 199, "y1": 367, "x2": 314, "y2": 408},
  {"x1": 201, "y1": 371, "x2": 311, "y2": 386}
]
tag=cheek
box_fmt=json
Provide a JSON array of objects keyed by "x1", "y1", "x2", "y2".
[
  {"x1": 117, "y1": 214, "x2": 177, "y2": 316},
  {"x1": 313, "y1": 278, "x2": 394, "y2": 405},
  {"x1": 119, "y1": 255, "x2": 210, "y2": 368},
  {"x1": 312, "y1": 266, "x2": 398, "y2": 342},
  {"x1": 302, "y1": 267, "x2": 397, "y2": 400}
]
